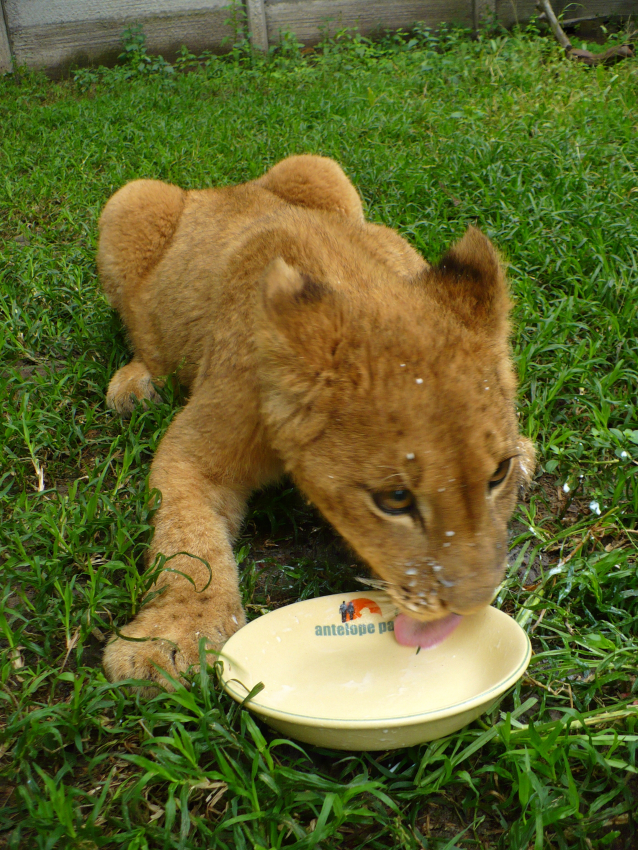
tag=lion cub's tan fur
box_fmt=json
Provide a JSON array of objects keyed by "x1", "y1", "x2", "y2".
[{"x1": 98, "y1": 155, "x2": 534, "y2": 693}]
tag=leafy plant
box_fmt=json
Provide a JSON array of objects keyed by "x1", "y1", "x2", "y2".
[
  {"x1": 119, "y1": 23, "x2": 174, "y2": 77},
  {"x1": 222, "y1": 0, "x2": 252, "y2": 64}
]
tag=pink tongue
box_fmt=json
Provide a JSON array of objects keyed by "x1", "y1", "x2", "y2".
[{"x1": 394, "y1": 612, "x2": 462, "y2": 649}]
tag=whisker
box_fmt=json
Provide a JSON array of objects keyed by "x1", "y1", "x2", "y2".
[
  {"x1": 355, "y1": 576, "x2": 391, "y2": 590},
  {"x1": 380, "y1": 472, "x2": 405, "y2": 485}
]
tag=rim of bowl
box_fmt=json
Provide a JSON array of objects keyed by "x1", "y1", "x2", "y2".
[{"x1": 219, "y1": 613, "x2": 532, "y2": 730}]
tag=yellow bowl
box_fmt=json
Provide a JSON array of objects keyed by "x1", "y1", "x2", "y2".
[{"x1": 218, "y1": 591, "x2": 530, "y2": 750}]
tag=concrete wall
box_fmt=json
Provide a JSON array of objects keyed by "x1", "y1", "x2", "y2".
[
  {"x1": 0, "y1": 0, "x2": 234, "y2": 73},
  {"x1": 1, "y1": 0, "x2": 636, "y2": 74},
  {"x1": 262, "y1": 0, "x2": 492, "y2": 46}
]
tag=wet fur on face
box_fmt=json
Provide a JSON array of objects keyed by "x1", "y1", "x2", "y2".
[{"x1": 256, "y1": 233, "x2": 535, "y2": 621}]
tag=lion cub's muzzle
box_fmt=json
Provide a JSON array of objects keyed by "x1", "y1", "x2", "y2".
[{"x1": 382, "y1": 544, "x2": 508, "y2": 623}]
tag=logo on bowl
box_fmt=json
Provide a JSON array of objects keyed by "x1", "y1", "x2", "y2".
[
  {"x1": 338, "y1": 597, "x2": 382, "y2": 623},
  {"x1": 315, "y1": 597, "x2": 394, "y2": 638}
]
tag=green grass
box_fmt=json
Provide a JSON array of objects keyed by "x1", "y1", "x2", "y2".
[{"x1": 1, "y1": 22, "x2": 637, "y2": 850}]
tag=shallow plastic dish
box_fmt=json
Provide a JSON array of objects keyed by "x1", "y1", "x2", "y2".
[{"x1": 218, "y1": 592, "x2": 530, "y2": 750}]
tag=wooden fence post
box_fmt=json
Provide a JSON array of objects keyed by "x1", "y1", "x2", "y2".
[
  {"x1": 245, "y1": 0, "x2": 268, "y2": 51},
  {"x1": 0, "y1": 0, "x2": 13, "y2": 73}
]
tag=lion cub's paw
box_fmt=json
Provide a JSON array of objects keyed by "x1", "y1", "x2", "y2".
[
  {"x1": 106, "y1": 360, "x2": 162, "y2": 418},
  {"x1": 102, "y1": 601, "x2": 246, "y2": 696}
]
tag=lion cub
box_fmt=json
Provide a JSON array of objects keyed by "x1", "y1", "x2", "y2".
[{"x1": 98, "y1": 155, "x2": 534, "y2": 692}]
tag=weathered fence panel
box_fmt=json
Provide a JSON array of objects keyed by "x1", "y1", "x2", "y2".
[
  {"x1": 263, "y1": 0, "x2": 494, "y2": 45},
  {"x1": 0, "y1": 3, "x2": 12, "y2": 72},
  {"x1": 496, "y1": 0, "x2": 637, "y2": 26},
  {"x1": 1, "y1": 0, "x2": 233, "y2": 72}
]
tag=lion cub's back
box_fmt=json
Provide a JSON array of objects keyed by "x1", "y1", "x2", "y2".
[
  {"x1": 97, "y1": 179, "x2": 286, "y2": 381},
  {"x1": 97, "y1": 170, "x2": 428, "y2": 385}
]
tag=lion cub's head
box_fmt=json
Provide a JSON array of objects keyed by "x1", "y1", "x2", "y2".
[{"x1": 256, "y1": 226, "x2": 534, "y2": 641}]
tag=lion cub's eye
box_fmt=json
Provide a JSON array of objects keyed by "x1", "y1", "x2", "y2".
[
  {"x1": 373, "y1": 489, "x2": 415, "y2": 515},
  {"x1": 489, "y1": 458, "x2": 511, "y2": 490}
]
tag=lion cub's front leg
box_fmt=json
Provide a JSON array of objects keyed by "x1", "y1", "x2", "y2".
[{"x1": 103, "y1": 401, "x2": 252, "y2": 695}]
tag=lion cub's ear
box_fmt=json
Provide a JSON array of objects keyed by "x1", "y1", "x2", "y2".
[
  {"x1": 428, "y1": 226, "x2": 510, "y2": 334},
  {"x1": 259, "y1": 258, "x2": 341, "y2": 355},
  {"x1": 261, "y1": 257, "x2": 330, "y2": 313}
]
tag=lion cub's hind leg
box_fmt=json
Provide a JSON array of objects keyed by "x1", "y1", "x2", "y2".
[
  {"x1": 106, "y1": 358, "x2": 162, "y2": 418},
  {"x1": 256, "y1": 154, "x2": 364, "y2": 221},
  {"x1": 98, "y1": 179, "x2": 186, "y2": 316},
  {"x1": 99, "y1": 180, "x2": 186, "y2": 418}
]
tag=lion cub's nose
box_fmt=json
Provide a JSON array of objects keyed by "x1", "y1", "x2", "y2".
[{"x1": 431, "y1": 537, "x2": 506, "y2": 613}]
